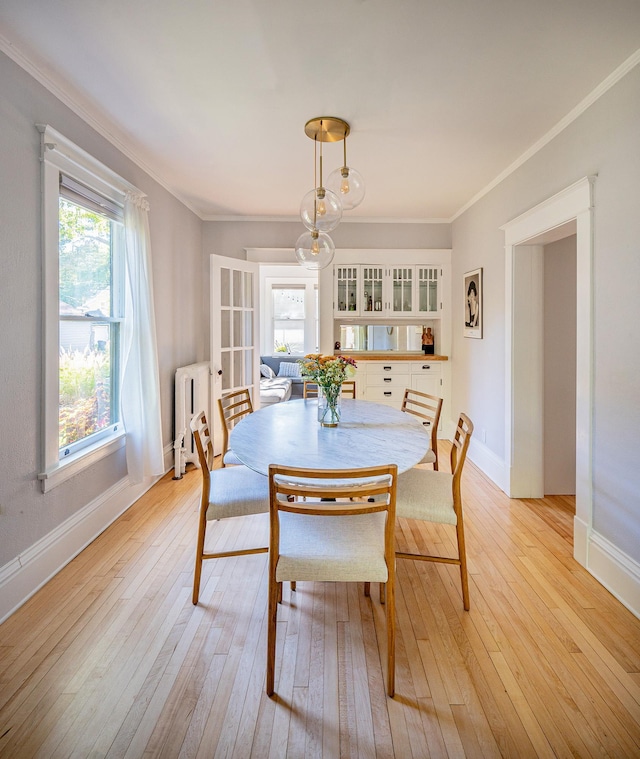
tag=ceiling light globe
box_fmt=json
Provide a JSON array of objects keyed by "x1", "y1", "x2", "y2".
[
  {"x1": 300, "y1": 187, "x2": 342, "y2": 233},
  {"x1": 326, "y1": 166, "x2": 365, "y2": 210},
  {"x1": 295, "y1": 230, "x2": 335, "y2": 270}
]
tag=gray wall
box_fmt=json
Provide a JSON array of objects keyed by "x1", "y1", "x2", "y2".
[
  {"x1": 0, "y1": 51, "x2": 204, "y2": 567},
  {"x1": 451, "y1": 64, "x2": 640, "y2": 562}
]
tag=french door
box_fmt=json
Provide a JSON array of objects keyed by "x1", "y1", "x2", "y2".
[{"x1": 210, "y1": 255, "x2": 260, "y2": 455}]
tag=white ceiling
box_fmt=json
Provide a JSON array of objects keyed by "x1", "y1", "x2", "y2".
[{"x1": 2, "y1": 1, "x2": 640, "y2": 222}]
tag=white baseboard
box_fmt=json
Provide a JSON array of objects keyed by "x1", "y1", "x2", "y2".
[
  {"x1": 467, "y1": 438, "x2": 507, "y2": 492},
  {"x1": 0, "y1": 470, "x2": 166, "y2": 625},
  {"x1": 587, "y1": 531, "x2": 640, "y2": 619}
]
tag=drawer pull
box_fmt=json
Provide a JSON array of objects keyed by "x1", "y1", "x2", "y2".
[
  {"x1": 384, "y1": 391, "x2": 392, "y2": 396},
  {"x1": 422, "y1": 365, "x2": 431, "y2": 370},
  {"x1": 383, "y1": 366, "x2": 392, "y2": 371},
  {"x1": 383, "y1": 377, "x2": 392, "y2": 382}
]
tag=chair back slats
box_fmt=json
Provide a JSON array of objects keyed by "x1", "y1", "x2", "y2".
[
  {"x1": 217, "y1": 388, "x2": 253, "y2": 460},
  {"x1": 190, "y1": 410, "x2": 214, "y2": 476},
  {"x1": 450, "y1": 412, "x2": 474, "y2": 492},
  {"x1": 341, "y1": 380, "x2": 356, "y2": 398},
  {"x1": 303, "y1": 381, "x2": 318, "y2": 398},
  {"x1": 304, "y1": 380, "x2": 356, "y2": 399},
  {"x1": 401, "y1": 388, "x2": 443, "y2": 468}
]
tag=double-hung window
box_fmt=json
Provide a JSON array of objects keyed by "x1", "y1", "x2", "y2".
[
  {"x1": 39, "y1": 125, "x2": 134, "y2": 491},
  {"x1": 272, "y1": 285, "x2": 306, "y2": 353},
  {"x1": 58, "y1": 175, "x2": 124, "y2": 456},
  {"x1": 266, "y1": 278, "x2": 318, "y2": 355}
]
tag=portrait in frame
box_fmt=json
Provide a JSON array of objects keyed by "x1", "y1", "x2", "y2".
[{"x1": 464, "y1": 268, "x2": 482, "y2": 339}]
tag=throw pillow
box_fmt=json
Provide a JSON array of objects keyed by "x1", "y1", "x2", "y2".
[
  {"x1": 260, "y1": 364, "x2": 276, "y2": 379},
  {"x1": 277, "y1": 361, "x2": 301, "y2": 378}
]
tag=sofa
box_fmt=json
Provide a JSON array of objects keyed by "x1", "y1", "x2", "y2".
[{"x1": 259, "y1": 355, "x2": 305, "y2": 406}]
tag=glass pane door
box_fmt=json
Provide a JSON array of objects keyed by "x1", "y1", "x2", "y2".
[
  {"x1": 211, "y1": 256, "x2": 259, "y2": 454},
  {"x1": 391, "y1": 267, "x2": 413, "y2": 314}
]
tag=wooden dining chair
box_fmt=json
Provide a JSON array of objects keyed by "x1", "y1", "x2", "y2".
[
  {"x1": 266, "y1": 464, "x2": 398, "y2": 697},
  {"x1": 190, "y1": 411, "x2": 269, "y2": 605},
  {"x1": 217, "y1": 387, "x2": 253, "y2": 466},
  {"x1": 395, "y1": 413, "x2": 474, "y2": 610},
  {"x1": 303, "y1": 381, "x2": 318, "y2": 398},
  {"x1": 341, "y1": 380, "x2": 356, "y2": 398},
  {"x1": 401, "y1": 388, "x2": 443, "y2": 469},
  {"x1": 304, "y1": 380, "x2": 356, "y2": 398}
]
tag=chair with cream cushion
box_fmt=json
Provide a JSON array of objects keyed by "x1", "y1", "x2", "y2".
[
  {"x1": 218, "y1": 387, "x2": 253, "y2": 467},
  {"x1": 395, "y1": 413, "x2": 473, "y2": 610},
  {"x1": 190, "y1": 411, "x2": 269, "y2": 605},
  {"x1": 401, "y1": 388, "x2": 443, "y2": 469},
  {"x1": 266, "y1": 464, "x2": 398, "y2": 697}
]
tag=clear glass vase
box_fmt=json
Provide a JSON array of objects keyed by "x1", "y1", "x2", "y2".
[{"x1": 317, "y1": 384, "x2": 342, "y2": 427}]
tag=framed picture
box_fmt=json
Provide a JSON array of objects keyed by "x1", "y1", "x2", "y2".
[{"x1": 464, "y1": 268, "x2": 483, "y2": 338}]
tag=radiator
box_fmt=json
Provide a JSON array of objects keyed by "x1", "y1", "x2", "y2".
[{"x1": 173, "y1": 361, "x2": 211, "y2": 479}]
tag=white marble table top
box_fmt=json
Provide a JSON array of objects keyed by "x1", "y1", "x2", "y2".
[{"x1": 228, "y1": 398, "x2": 430, "y2": 476}]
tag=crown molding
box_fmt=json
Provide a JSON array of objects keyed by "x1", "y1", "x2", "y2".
[
  {"x1": 0, "y1": 33, "x2": 202, "y2": 219},
  {"x1": 451, "y1": 47, "x2": 640, "y2": 222},
  {"x1": 201, "y1": 214, "x2": 450, "y2": 224}
]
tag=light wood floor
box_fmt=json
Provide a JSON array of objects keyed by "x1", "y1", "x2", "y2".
[{"x1": 1, "y1": 451, "x2": 639, "y2": 758}]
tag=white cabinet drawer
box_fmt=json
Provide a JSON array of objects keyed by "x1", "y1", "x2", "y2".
[
  {"x1": 364, "y1": 386, "x2": 406, "y2": 406},
  {"x1": 411, "y1": 362, "x2": 441, "y2": 375},
  {"x1": 365, "y1": 361, "x2": 411, "y2": 375},
  {"x1": 365, "y1": 373, "x2": 410, "y2": 388}
]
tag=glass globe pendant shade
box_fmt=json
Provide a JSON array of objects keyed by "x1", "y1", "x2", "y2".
[
  {"x1": 294, "y1": 229, "x2": 335, "y2": 270},
  {"x1": 300, "y1": 187, "x2": 342, "y2": 233},
  {"x1": 326, "y1": 165, "x2": 365, "y2": 210}
]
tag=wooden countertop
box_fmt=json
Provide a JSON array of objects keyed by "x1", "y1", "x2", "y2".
[{"x1": 335, "y1": 352, "x2": 448, "y2": 361}]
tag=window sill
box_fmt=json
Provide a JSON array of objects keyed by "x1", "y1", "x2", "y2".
[{"x1": 39, "y1": 430, "x2": 126, "y2": 493}]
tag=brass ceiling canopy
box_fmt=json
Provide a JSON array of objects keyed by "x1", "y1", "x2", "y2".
[{"x1": 304, "y1": 116, "x2": 351, "y2": 142}]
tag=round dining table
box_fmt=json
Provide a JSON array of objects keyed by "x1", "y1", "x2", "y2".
[{"x1": 228, "y1": 398, "x2": 430, "y2": 475}]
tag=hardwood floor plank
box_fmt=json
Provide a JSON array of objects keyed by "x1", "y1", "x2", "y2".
[{"x1": 2, "y1": 462, "x2": 640, "y2": 758}]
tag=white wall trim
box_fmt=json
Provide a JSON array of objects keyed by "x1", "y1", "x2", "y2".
[
  {"x1": 588, "y1": 531, "x2": 640, "y2": 619},
  {"x1": 467, "y1": 439, "x2": 508, "y2": 493},
  {"x1": 0, "y1": 471, "x2": 168, "y2": 624},
  {"x1": 501, "y1": 176, "x2": 594, "y2": 570}
]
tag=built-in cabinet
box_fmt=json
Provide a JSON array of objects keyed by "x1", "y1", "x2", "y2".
[
  {"x1": 334, "y1": 264, "x2": 440, "y2": 318},
  {"x1": 355, "y1": 359, "x2": 444, "y2": 430}
]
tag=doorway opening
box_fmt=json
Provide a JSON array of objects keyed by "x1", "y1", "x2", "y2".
[{"x1": 501, "y1": 177, "x2": 594, "y2": 567}]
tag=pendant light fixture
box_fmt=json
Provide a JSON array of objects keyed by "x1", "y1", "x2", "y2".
[
  {"x1": 295, "y1": 116, "x2": 364, "y2": 270},
  {"x1": 326, "y1": 131, "x2": 365, "y2": 210}
]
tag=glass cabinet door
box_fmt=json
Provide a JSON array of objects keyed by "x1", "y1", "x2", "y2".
[
  {"x1": 334, "y1": 266, "x2": 359, "y2": 315},
  {"x1": 361, "y1": 266, "x2": 384, "y2": 314},
  {"x1": 391, "y1": 267, "x2": 413, "y2": 314},
  {"x1": 417, "y1": 266, "x2": 439, "y2": 314}
]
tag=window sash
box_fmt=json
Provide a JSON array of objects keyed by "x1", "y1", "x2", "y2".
[{"x1": 39, "y1": 124, "x2": 138, "y2": 492}]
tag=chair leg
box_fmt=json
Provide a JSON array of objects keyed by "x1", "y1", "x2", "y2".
[
  {"x1": 192, "y1": 511, "x2": 208, "y2": 605},
  {"x1": 386, "y1": 580, "x2": 395, "y2": 697},
  {"x1": 363, "y1": 582, "x2": 370, "y2": 597},
  {"x1": 266, "y1": 574, "x2": 279, "y2": 696},
  {"x1": 379, "y1": 582, "x2": 385, "y2": 605},
  {"x1": 456, "y1": 518, "x2": 470, "y2": 611},
  {"x1": 277, "y1": 582, "x2": 283, "y2": 603},
  {"x1": 290, "y1": 581, "x2": 296, "y2": 592}
]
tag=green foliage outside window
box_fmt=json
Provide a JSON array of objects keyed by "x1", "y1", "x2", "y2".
[
  {"x1": 59, "y1": 347, "x2": 112, "y2": 449},
  {"x1": 58, "y1": 197, "x2": 117, "y2": 450},
  {"x1": 59, "y1": 199, "x2": 111, "y2": 310}
]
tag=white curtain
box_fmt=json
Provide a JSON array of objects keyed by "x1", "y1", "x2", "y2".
[{"x1": 121, "y1": 192, "x2": 164, "y2": 483}]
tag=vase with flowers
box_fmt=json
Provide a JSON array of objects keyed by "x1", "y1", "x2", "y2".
[{"x1": 298, "y1": 354, "x2": 357, "y2": 427}]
